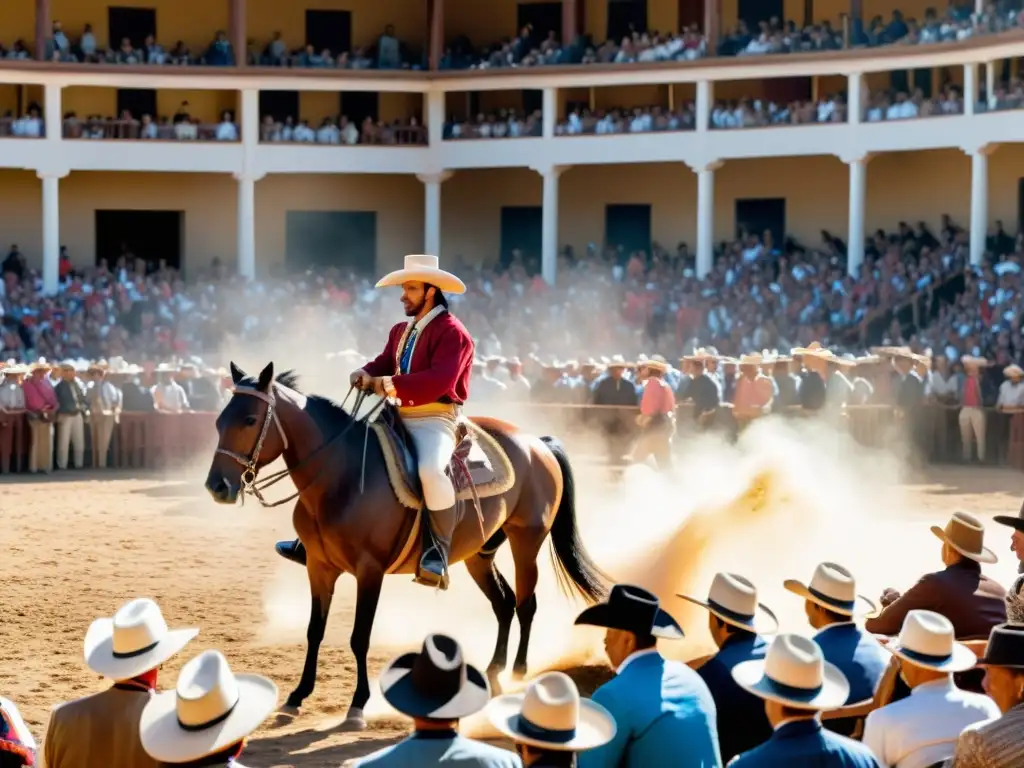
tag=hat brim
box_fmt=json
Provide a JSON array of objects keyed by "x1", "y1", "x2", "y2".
[
  {"x1": 84, "y1": 620, "x2": 199, "y2": 680},
  {"x1": 574, "y1": 602, "x2": 685, "y2": 640},
  {"x1": 139, "y1": 674, "x2": 278, "y2": 763},
  {"x1": 486, "y1": 695, "x2": 617, "y2": 752},
  {"x1": 783, "y1": 580, "x2": 878, "y2": 618},
  {"x1": 993, "y1": 515, "x2": 1024, "y2": 534},
  {"x1": 731, "y1": 659, "x2": 850, "y2": 710},
  {"x1": 376, "y1": 268, "x2": 466, "y2": 295},
  {"x1": 379, "y1": 653, "x2": 490, "y2": 719},
  {"x1": 676, "y1": 594, "x2": 779, "y2": 635},
  {"x1": 887, "y1": 640, "x2": 978, "y2": 673},
  {"x1": 930, "y1": 526, "x2": 998, "y2": 564}
]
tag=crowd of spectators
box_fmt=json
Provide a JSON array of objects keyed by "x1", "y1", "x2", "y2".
[{"x1": 0, "y1": 212, "x2": 1017, "y2": 370}]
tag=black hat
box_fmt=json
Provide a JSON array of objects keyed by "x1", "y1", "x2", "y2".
[
  {"x1": 379, "y1": 634, "x2": 490, "y2": 719},
  {"x1": 993, "y1": 501, "x2": 1024, "y2": 533},
  {"x1": 978, "y1": 623, "x2": 1024, "y2": 669},
  {"x1": 574, "y1": 584, "x2": 684, "y2": 640}
]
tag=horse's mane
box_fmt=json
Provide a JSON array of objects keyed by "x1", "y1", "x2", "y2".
[{"x1": 237, "y1": 367, "x2": 356, "y2": 434}]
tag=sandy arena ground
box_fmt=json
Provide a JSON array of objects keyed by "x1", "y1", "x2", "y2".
[{"x1": 3, "y1": 416, "x2": 1023, "y2": 767}]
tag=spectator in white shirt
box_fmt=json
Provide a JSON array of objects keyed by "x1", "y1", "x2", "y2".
[
  {"x1": 316, "y1": 118, "x2": 340, "y2": 144},
  {"x1": 215, "y1": 111, "x2": 238, "y2": 141},
  {"x1": 862, "y1": 610, "x2": 1000, "y2": 768},
  {"x1": 152, "y1": 367, "x2": 190, "y2": 413},
  {"x1": 996, "y1": 365, "x2": 1024, "y2": 410},
  {"x1": 339, "y1": 117, "x2": 359, "y2": 145}
]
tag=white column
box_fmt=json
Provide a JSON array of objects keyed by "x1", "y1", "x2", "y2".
[
  {"x1": 235, "y1": 174, "x2": 256, "y2": 279},
  {"x1": 975, "y1": 0, "x2": 984, "y2": 15},
  {"x1": 240, "y1": 88, "x2": 258, "y2": 148},
  {"x1": 694, "y1": 161, "x2": 720, "y2": 278},
  {"x1": 417, "y1": 172, "x2": 451, "y2": 256},
  {"x1": 696, "y1": 80, "x2": 711, "y2": 132},
  {"x1": 39, "y1": 172, "x2": 61, "y2": 294},
  {"x1": 986, "y1": 61, "x2": 996, "y2": 110},
  {"x1": 542, "y1": 87, "x2": 556, "y2": 139},
  {"x1": 964, "y1": 63, "x2": 977, "y2": 116},
  {"x1": 847, "y1": 157, "x2": 868, "y2": 277},
  {"x1": 969, "y1": 148, "x2": 989, "y2": 266},
  {"x1": 426, "y1": 90, "x2": 444, "y2": 146},
  {"x1": 538, "y1": 165, "x2": 564, "y2": 285},
  {"x1": 44, "y1": 84, "x2": 62, "y2": 141},
  {"x1": 847, "y1": 72, "x2": 862, "y2": 124}
]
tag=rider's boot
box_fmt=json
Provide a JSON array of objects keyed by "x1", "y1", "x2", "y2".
[
  {"x1": 275, "y1": 538, "x2": 307, "y2": 566},
  {"x1": 415, "y1": 504, "x2": 457, "y2": 590}
]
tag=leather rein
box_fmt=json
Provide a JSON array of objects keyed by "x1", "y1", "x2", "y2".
[{"x1": 215, "y1": 383, "x2": 385, "y2": 508}]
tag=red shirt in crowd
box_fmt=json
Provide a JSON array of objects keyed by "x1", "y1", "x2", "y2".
[
  {"x1": 640, "y1": 378, "x2": 676, "y2": 416},
  {"x1": 963, "y1": 375, "x2": 982, "y2": 408},
  {"x1": 22, "y1": 375, "x2": 58, "y2": 412}
]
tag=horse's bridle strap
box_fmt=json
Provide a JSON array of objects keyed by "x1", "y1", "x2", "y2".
[{"x1": 214, "y1": 385, "x2": 289, "y2": 479}]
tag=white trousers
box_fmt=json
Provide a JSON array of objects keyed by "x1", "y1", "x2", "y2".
[
  {"x1": 56, "y1": 412, "x2": 85, "y2": 469},
  {"x1": 958, "y1": 406, "x2": 986, "y2": 461},
  {"x1": 404, "y1": 416, "x2": 457, "y2": 510}
]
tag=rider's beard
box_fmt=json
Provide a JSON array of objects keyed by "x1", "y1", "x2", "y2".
[{"x1": 405, "y1": 296, "x2": 426, "y2": 317}]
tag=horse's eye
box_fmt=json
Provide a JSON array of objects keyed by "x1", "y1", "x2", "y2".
[{"x1": 244, "y1": 415, "x2": 258, "y2": 426}]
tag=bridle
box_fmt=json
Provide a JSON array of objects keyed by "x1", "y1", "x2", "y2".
[{"x1": 215, "y1": 382, "x2": 385, "y2": 507}]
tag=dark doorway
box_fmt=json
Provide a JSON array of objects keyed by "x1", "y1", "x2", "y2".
[
  {"x1": 95, "y1": 210, "x2": 183, "y2": 272},
  {"x1": 735, "y1": 198, "x2": 786, "y2": 248},
  {"x1": 605, "y1": 203, "x2": 652, "y2": 256},
  {"x1": 737, "y1": 0, "x2": 781, "y2": 29},
  {"x1": 108, "y1": 6, "x2": 156, "y2": 50},
  {"x1": 678, "y1": 0, "x2": 703, "y2": 30},
  {"x1": 517, "y1": 2, "x2": 562, "y2": 44},
  {"x1": 117, "y1": 88, "x2": 157, "y2": 120},
  {"x1": 306, "y1": 9, "x2": 352, "y2": 55},
  {"x1": 522, "y1": 89, "x2": 543, "y2": 116},
  {"x1": 500, "y1": 206, "x2": 542, "y2": 270},
  {"x1": 285, "y1": 211, "x2": 377, "y2": 273},
  {"x1": 607, "y1": 0, "x2": 648, "y2": 41},
  {"x1": 259, "y1": 90, "x2": 299, "y2": 122},
  {"x1": 339, "y1": 91, "x2": 379, "y2": 124}
]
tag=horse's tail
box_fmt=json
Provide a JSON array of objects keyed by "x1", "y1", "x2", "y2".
[{"x1": 540, "y1": 435, "x2": 609, "y2": 604}]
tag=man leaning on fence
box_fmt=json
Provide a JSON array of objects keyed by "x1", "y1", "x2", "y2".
[{"x1": 87, "y1": 362, "x2": 122, "y2": 469}]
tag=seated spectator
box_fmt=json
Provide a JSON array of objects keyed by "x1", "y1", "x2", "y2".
[
  {"x1": 862, "y1": 610, "x2": 1000, "y2": 767},
  {"x1": 44, "y1": 598, "x2": 198, "y2": 768},
  {"x1": 679, "y1": 572, "x2": 777, "y2": 763},
  {"x1": 0, "y1": 697, "x2": 36, "y2": 768},
  {"x1": 152, "y1": 364, "x2": 190, "y2": 412},
  {"x1": 729, "y1": 634, "x2": 879, "y2": 767},
  {"x1": 487, "y1": 671, "x2": 616, "y2": 767},
  {"x1": 948, "y1": 623, "x2": 1024, "y2": 767},
  {"x1": 353, "y1": 633, "x2": 520, "y2": 767},
  {"x1": 865, "y1": 512, "x2": 1006, "y2": 639},
  {"x1": 143, "y1": 34, "x2": 166, "y2": 65},
  {"x1": 784, "y1": 562, "x2": 890, "y2": 735},
  {"x1": 139, "y1": 650, "x2": 276, "y2": 768},
  {"x1": 214, "y1": 110, "x2": 238, "y2": 141},
  {"x1": 575, "y1": 584, "x2": 721, "y2": 767},
  {"x1": 205, "y1": 30, "x2": 234, "y2": 66}
]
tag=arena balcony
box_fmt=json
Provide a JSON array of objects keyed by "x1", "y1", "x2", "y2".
[{"x1": 0, "y1": 0, "x2": 1022, "y2": 294}]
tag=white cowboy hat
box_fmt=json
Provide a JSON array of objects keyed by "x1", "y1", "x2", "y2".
[
  {"x1": 376, "y1": 254, "x2": 466, "y2": 295},
  {"x1": 732, "y1": 634, "x2": 849, "y2": 710},
  {"x1": 643, "y1": 356, "x2": 669, "y2": 374},
  {"x1": 737, "y1": 353, "x2": 763, "y2": 366},
  {"x1": 139, "y1": 650, "x2": 278, "y2": 763},
  {"x1": 830, "y1": 354, "x2": 858, "y2": 368},
  {"x1": 790, "y1": 342, "x2": 833, "y2": 359},
  {"x1": 678, "y1": 572, "x2": 779, "y2": 635},
  {"x1": 487, "y1": 671, "x2": 616, "y2": 752},
  {"x1": 930, "y1": 511, "x2": 997, "y2": 564},
  {"x1": 1003, "y1": 364, "x2": 1024, "y2": 379},
  {"x1": 84, "y1": 598, "x2": 199, "y2": 680},
  {"x1": 155, "y1": 363, "x2": 179, "y2": 373},
  {"x1": 682, "y1": 348, "x2": 714, "y2": 362},
  {"x1": 886, "y1": 610, "x2": 977, "y2": 672},
  {"x1": 961, "y1": 355, "x2": 989, "y2": 368},
  {"x1": 1, "y1": 364, "x2": 28, "y2": 375},
  {"x1": 784, "y1": 562, "x2": 877, "y2": 617}
]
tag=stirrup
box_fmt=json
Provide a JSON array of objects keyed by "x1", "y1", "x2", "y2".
[{"x1": 414, "y1": 544, "x2": 450, "y2": 590}]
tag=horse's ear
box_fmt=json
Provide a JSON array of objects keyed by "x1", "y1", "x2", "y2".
[
  {"x1": 257, "y1": 362, "x2": 274, "y2": 392},
  {"x1": 230, "y1": 362, "x2": 244, "y2": 385}
]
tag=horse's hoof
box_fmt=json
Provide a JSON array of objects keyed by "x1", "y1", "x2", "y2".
[
  {"x1": 511, "y1": 665, "x2": 528, "y2": 682},
  {"x1": 278, "y1": 704, "x2": 301, "y2": 717},
  {"x1": 487, "y1": 672, "x2": 503, "y2": 696},
  {"x1": 339, "y1": 707, "x2": 367, "y2": 732}
]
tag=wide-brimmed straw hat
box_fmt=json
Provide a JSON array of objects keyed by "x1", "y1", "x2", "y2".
[
  {"x1": 738, "y1": 353, "x2": 763, "y2": 366},
  {"x1": 830, "y1": 354, "x2": 858, "y2": 368},
  {"x1": 644, "y1": 356, "x2": 669, "y2": 374},
  {"x1": 731, "y1": 634, "x2": 849, "y2": 710},
  {"x1": 607, "y1": 354, "x2": 634, "y2": 369},
  {"x1": 682, "y1": 348, "x2": 714, "y2": 362},
  {"x1": 1003, "y1": 364, "x2": 1024, "y2": 379},
  {"x1": 886, "y1": 610, "x2": 977, "y2": 672},
  {"x1": 487, "y1": 672, "x2": 616, "y2": 752},
  {"x1": 376, "y1": 254, "x2": 466, "y2": 295},
  {"x1": 139, "y1": 650, "x2": 278, "y2": 763},
  {"x1": 678, "y1": 572, "x2": 779, "y2": 635},
  {"x1": 784, "y1": 562, "x2": 876, "y2": 617},
  {"x1": 962, "y1": 355, "x2": 989, "y2": 368},
  {"x1": 790, "y1": 342, "x2": 832, "y2": 359},
  {"x1": 28, "y1": 361, "x2": 51, "y2": 372},
  {"x1": 84, "y1": 598, "x2": 199, "y2": 680},
  {"x1": 1, "y1": 364, "x2": 28, "y2": 376},
  {"x1": 575, "y1": 584, "x2": 684, "y2": 640},
  {"x1": 977, "y1": 623, "x2": 1024, "y2": 669},
  {"x1": 930, "y1": 511, "x2": 997, "y2": 564},
  {"x1": 379, "y1": 634, "x2": 489, "y2": 719}
]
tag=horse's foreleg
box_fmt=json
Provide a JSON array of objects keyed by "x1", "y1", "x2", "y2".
[
  {"x1": 286, "y1": 562, "x2": 341, "y2": 712},
  {"x1": 465, "y1": 548, "x2": 516, "y2": 695},
  {"x1": 508, "y1": 529, "x2": 542, "y2": 680},
  {"x1": 342, "y1": 562, "x2": 383, "y2": 731}
]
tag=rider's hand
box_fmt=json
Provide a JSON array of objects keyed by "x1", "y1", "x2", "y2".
[
  {"x1": 371, "y1": 377, "x2": 388, "y2": 398},
  {"x1": 350, "y1": 370, "x2": 370, "y2": 389}
]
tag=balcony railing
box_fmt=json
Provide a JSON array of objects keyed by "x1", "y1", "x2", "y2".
[{"x1": 61, "y1": 118, "x2": 237, "y2": 141}]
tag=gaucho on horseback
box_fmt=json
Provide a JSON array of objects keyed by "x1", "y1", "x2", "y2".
[{"x1": 276, "y1": 254, "x2": 473, "y2": 590}]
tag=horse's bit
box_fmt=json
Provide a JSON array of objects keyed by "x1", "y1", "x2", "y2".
[{"x1": 215, "y1": 385, "x2": 290, "y2": 503}]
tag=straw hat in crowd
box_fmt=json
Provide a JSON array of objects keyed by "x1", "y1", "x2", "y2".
[
  {"x1": 784, "y1": 562, "x2": 877, "y2": 617},
  {"x1": 84, "y1": 598, "x2": 199, "y2": 681},
  {"x1": 1004, "y1": 364, "x2": 1024, "y2": 380},
  {"x1": 885, "y1": 610, "x2": 977, "y2": 673},
  {"x1": 931, "y1": 511, "x2": 997, "y2": 565},
  {"x1": 678, "y1": 572, "x2": 780, "y2": 635},
  {"x1": 731, "y1": 634, "x2": 850, "y2": 710}
]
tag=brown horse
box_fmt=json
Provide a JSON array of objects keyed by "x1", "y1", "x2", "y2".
[{"x1": 204, "y1": 362, "x2": 608, "y2": 729}]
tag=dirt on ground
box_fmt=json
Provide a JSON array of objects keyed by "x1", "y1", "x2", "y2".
[{"x1": 3, "y1": 416, "x2": 1023, "y2": 767}]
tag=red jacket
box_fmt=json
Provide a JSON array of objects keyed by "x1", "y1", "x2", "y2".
[{"x1": 362, "y1": 310, "x2": 475, "y2": 407}]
